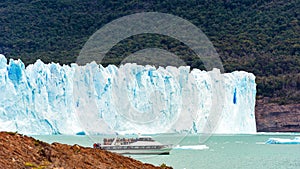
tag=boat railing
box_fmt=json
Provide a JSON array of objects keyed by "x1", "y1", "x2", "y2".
[
  {"x1": 103, "y1": 137, "x2": 143, "y2": 145},
  {"x1": 102, "y1": 145, "x2": 168, "y2": 150}
]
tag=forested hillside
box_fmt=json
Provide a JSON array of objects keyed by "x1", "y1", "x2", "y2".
[{"x1": 0, "y1": 0, "x2": 299, "y2": 104}]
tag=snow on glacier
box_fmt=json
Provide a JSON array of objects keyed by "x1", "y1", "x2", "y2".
[{"x1": 0, "y1": 54, "x2": 256, "y2": 135}]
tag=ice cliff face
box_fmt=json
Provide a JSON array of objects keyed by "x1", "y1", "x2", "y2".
[{"x1": 0, "y1": 54, "x2": 256, "y2": 135}]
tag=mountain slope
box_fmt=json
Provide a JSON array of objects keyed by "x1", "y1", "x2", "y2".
[
  {"x1": 0, "y1": 132, "x2": 170, "y2": 169},
  {"x1": 0, "y1": 0, "x2": 299, "y2": 131}
]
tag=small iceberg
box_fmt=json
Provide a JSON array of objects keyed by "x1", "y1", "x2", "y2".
[
  {"x1": 173, "y1": 145, "x2": 209, "y2": 150},
  {"x1": 265, "y1": 137, "x2": 300, "y2": 144}
]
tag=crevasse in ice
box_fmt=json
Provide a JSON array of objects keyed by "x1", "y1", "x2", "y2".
[{"x1": 0, "y1": 54, "x2": 256, "y2": 135}]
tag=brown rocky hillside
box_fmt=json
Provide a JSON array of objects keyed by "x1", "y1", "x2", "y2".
[
  {"x1": 255, "y1": 99, "x2": 300, "y2": 132},
  {"x1": 0, "y1": 132, "x2": 172, "y2": 169}
]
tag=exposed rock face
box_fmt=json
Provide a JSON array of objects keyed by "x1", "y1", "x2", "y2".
[
  {"x1": 0, "y1": 132, "x2": 172, "y2": 169},
  {"x1": 255, "y1": 99, "x2": 300, "y2": 132}
]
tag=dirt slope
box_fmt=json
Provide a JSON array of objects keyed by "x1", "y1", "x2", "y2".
[
  {"x1": 0, "y1": 132, "x2": 171, "y2": 169},
  {"x1": 255, "y1": 100, "x2": 300, "y2": 132}
]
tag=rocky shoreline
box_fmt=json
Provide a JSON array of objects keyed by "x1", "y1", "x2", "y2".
[
  {"x1": 0, "y1": 132, "x2": 172, "y2": 169},
  {"x1": 255, "y1": 99, "x2": 300, "y2": 132}
]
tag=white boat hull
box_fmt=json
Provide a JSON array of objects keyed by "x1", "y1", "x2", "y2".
[
  {"x1": 94, "y1": 136, "x2": 172, "y2": 155},
  {"x1": 105, "y1": 147, "x2": 172, "y2": 155}
]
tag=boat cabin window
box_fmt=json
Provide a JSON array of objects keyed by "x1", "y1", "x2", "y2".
[{"x1": 138, "y1": 137, "x2": 154, "y2": 141}]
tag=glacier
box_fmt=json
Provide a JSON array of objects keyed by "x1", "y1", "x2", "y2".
[{"x1": 0, "y1": 54, "x2": 256, "y2": 135}]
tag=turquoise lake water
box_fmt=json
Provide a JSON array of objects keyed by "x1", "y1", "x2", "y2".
[{"x1": 32, "y1": 133, "x2": 300, "y2": 169}]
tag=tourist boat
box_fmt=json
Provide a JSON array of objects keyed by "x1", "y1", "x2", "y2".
[
  {"x1": 93, "y1": 136, "x2": 172, "y2": 155},
  {"x1": 265, "y1": 137, "x2": 300, "y2": 144}
]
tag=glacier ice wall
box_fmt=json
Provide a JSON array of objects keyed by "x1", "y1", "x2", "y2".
[{"x1": 0, "y1": 54, "x2": 256, "y2": 135}]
